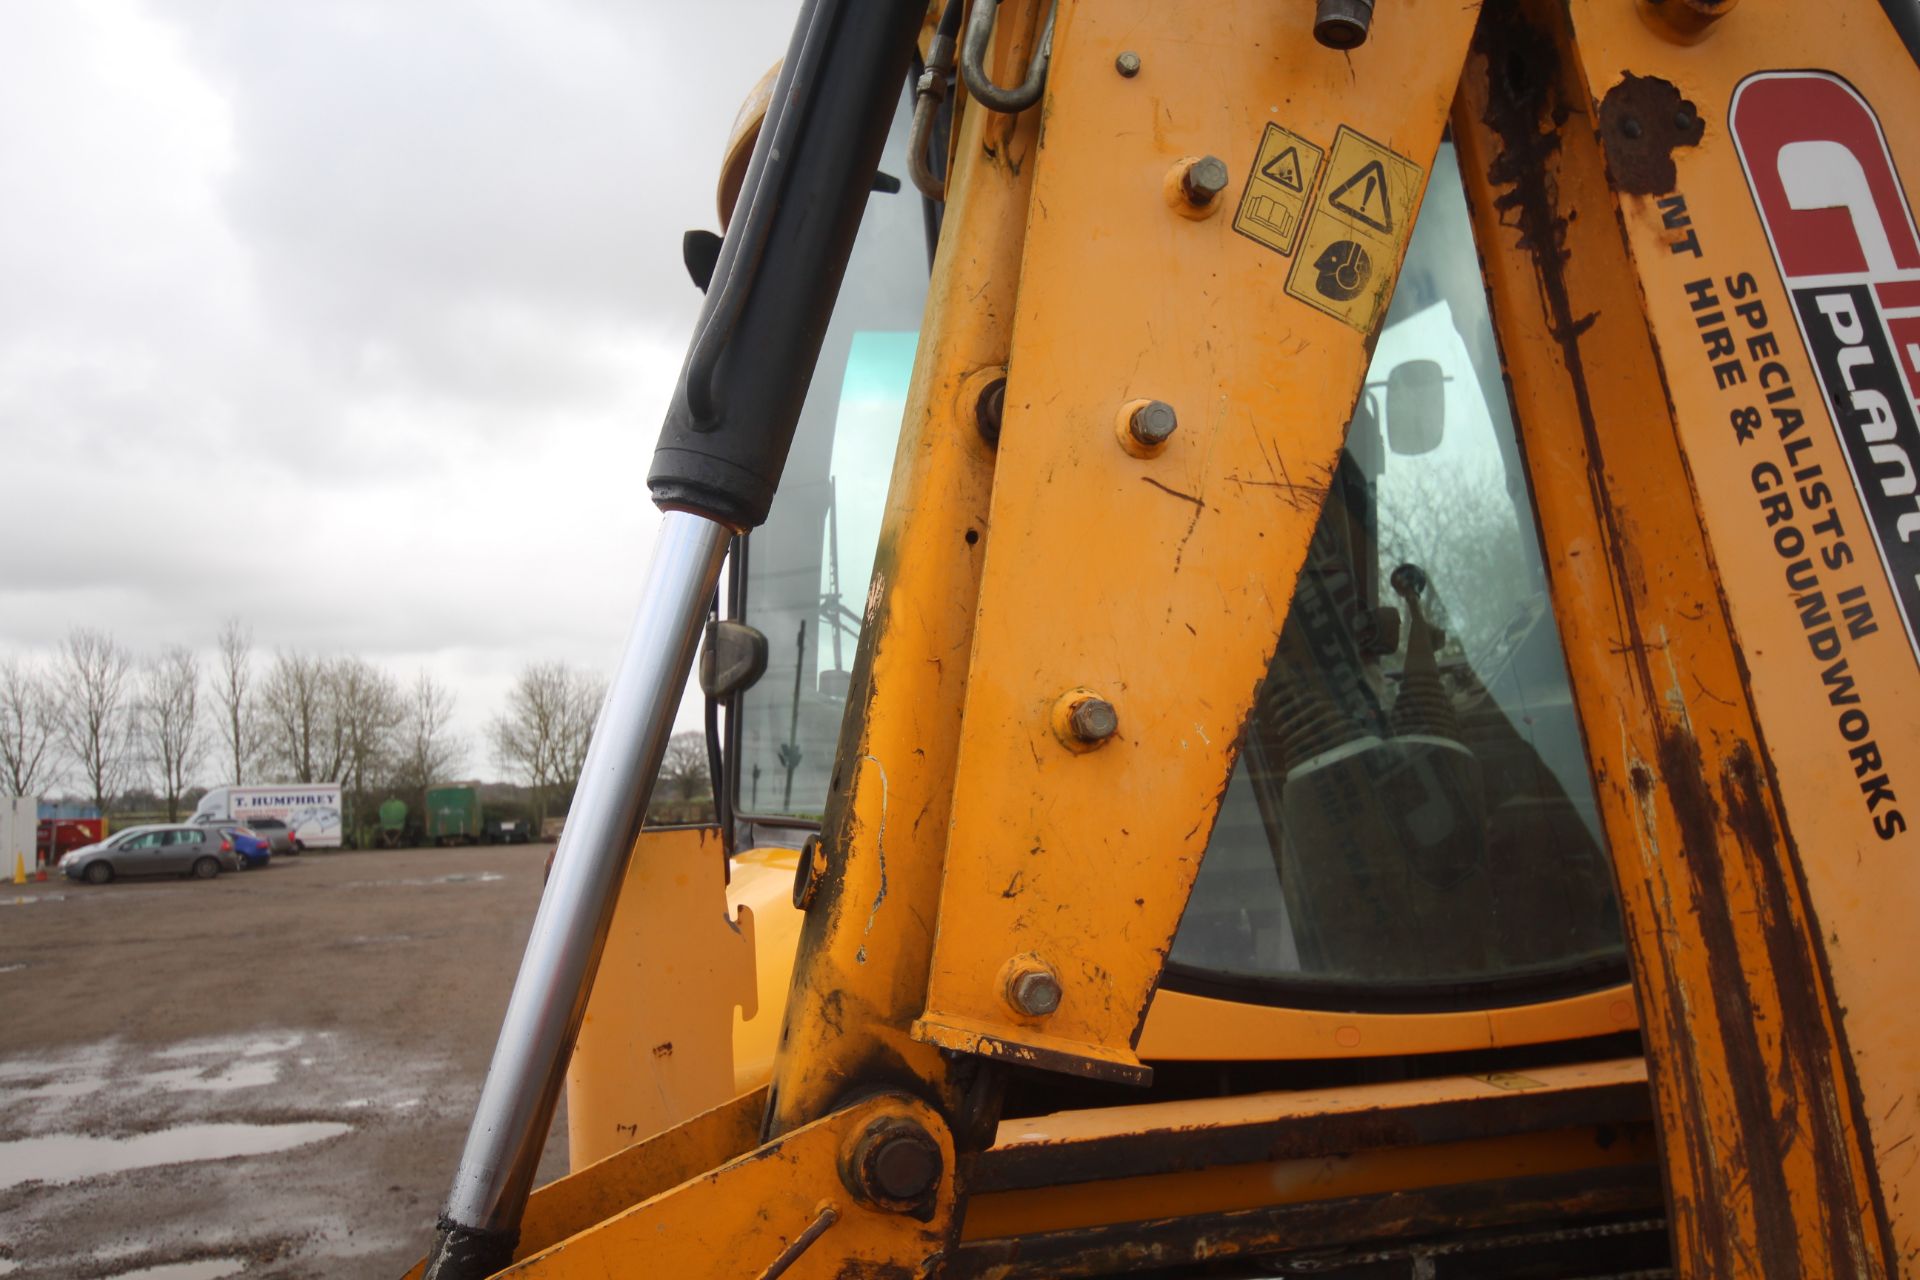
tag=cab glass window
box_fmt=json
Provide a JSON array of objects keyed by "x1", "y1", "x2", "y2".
[
  {"x1": 1164, "y1": 143, "x2": 1624, "y2": 1003},
  {"x1": 733, "y1": 122, "x2": 1625, "y2": 1005},
  {"x1": 732, "y1": 83, "x2": 926, "y2": 822}
]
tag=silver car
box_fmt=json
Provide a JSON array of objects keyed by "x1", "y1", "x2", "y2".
[{"x1": 60, "y1": 824, "x2": 244, "y2": 885}]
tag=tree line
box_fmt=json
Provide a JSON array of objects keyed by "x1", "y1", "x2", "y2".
[{"x1": 0, "y1": 623, "x2": 713, "y2": 836}]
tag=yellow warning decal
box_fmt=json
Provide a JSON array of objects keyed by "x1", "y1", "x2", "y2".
[
  {"x1": 1232, "y1": 124, "x2": 1324, "y2": 258},
  {"x1": 1285, "y1": 126, "x2": 1424, "y2": 333}
]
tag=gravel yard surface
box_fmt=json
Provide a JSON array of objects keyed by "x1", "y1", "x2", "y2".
[{"x1": 0, "y1": 842, "x2": 566, "y2": 1279}]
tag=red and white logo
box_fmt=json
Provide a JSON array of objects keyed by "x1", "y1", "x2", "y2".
[{"x1": 1732, "y1": 71, "x2": 1920, "y2": 660}]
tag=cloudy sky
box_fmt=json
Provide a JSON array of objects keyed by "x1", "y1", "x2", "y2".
[{"x1": 0, "y1": 0, "x2": 796, "y2": 780}]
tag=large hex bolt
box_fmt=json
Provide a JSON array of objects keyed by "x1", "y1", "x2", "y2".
[
  {"x1": 1069, "y1": 697, "x2": 1118, "y2": 745},
  {"x1": 1313, "y1": 0, "x2": 1375, "y2": 48},
  {"x1": 1181, "y1": 155, "x2": 1231, "y2": 206},
  {"x1": 1052, "y1": 688, "x2": 1119, "y2": 752},
  {"x1": 975, "y1": 375, "x2": 1007, "y2": 445},
  {"x1": 844, "y1": 1117, "x2": 943, "y2": 1213},
  {"x1": 1007, "y1": 965, "x2": 1063, "y2": 1017},
  {"x1": 1128, "y1": 400, "x2": 1178, "y2": 449}
]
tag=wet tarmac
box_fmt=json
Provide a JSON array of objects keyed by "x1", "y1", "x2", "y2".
[{"x1": 0, "y1": 843, "x2": 566, "y2": 1278}]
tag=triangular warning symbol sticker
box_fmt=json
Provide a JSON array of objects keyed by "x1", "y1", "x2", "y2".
[
  {"x1": 1327, "y1": 158, "x2": 1393, "y2": 233},
  {"x1": 1260, "y1": 145, "x2": 1304, "y2": 191}
]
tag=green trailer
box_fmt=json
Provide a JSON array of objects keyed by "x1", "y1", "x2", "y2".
[
  {"x1": 426, "y1": 785, "x2": 481, "y2": 846},
  {"x1": 377, "y1": 798, "x2": 411, "y2": 848}
]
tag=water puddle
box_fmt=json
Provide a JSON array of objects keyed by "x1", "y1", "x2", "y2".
[
  {"x1": 101, "y1": 1262, "x2": 246, "y2": 1280},
  {"x1": 1, "y1": 894, "x2": 65, "y2": 906},
  {"x1": 7, "y1": 1076, "x2": 108, "y2": 1101},
  {"x1": 1, "y1": 1039, "x2": 289, "y2": 1100},
  {"x1": 155, "y1": 1032, "x2": 304, "y2": 1060},
  {"x1": 338, "y1": 872, "x2": 504, "y2": 889},
  {"x1": 144, "y1": 1059, "x2": 283, "y2": 1093},
  {"x1": 0, "y1": 1122, "x2": 352, "y2": 1190},
  {"x1": 0, "y1": 962, "x2": 27, "y2": 973}
]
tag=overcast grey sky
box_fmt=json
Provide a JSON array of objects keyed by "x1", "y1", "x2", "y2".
[{"x1": 0, "y1": 0, "x2": 795, "y2": 777}]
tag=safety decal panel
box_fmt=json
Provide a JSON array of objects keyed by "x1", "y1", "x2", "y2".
[
  {"x1": 1282, "y1": 126, "x2": 1423, "y2": 333},
  {"x1": 1233, "y1": 124, "x2": 1325, "y2": 257}
]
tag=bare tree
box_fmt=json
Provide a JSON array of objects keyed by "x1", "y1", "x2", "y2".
[
  {"x1": 213, "y1": 619, "x2": 260, "y2": 785},
  {"x1": 394, "y1": 670, "x2": 464, "y2": 810},
  {"x1": 490, "y1": 661, "x2": 601, "y2": 828},
  {"x1": 0, "y1": 657, "x2": 60, "y2": 797},
  {"x1": 1375, "y1": 463, "x2": 1532, "y2": 660},
  {"x1": 556, "y1": 672, "x2": 605, "y2": 811},
  {"x1": 658, "y1": 731, "x2": 710, "y2": 802},
  {"x1": 330, "y1": 656, "x2": 403, "y2": 841},
  {"x1": 141, "y1": 646, "x2": 205, "y2": 821},
  {"x1": 261, "y1": 651, "x2": 344, "y2": 784},
  {"x1": 56, "y1": 628, "x2": 135, "y2": 819}
]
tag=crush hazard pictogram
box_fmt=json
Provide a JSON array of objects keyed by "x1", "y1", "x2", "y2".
[
  {"x1": 1327, "y1": 158, "x2": 1393, "y2": 232},
  {"x1": 1262, "y1": 145, "x2": 1305, "y2": 191},
  {"x1": 1233, "y1": 124, "x2": 1324, "y2": 259}
]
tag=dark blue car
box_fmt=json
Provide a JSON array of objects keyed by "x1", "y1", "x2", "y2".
[{"x1": 215, "y1": 823, "x2": 272, "y2": 869}]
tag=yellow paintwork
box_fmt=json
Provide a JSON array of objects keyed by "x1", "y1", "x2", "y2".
[
  {"x1": 522, "y1": 1, "x2": 1920, "y2": 1276},
  {"x1": 758, "y1": 0, "x2": 1048, "y2": 1139},
  {"x1": 1454, "y1": 0, "x2": 1909, "y2": 1270},
  {"x1": 1557, "y1": 3, "x2": 1920, "y2": 1264},
  {"x1": 506, "y1": 1092, "x2": 954, "y2": 1279},
  {"x1": 1135, "y1": 983, "x2": 1636, "y2": 1061},
  {"x1": 564, "y1": 827, "x2": 755, "y2": 1168},
  {"x1": 913, "y1": 0, "x2": 1485, "y2": 1083},
  {"x1": 964, "y1": 1129, "x2": 1654, "y2": 1242},
  {"x1": 403, "y1": 1089, "x2": 766, "y2": 1278},
  {"x1": 725, "y1": 857, "x2": 1635, "y2": 1099}
]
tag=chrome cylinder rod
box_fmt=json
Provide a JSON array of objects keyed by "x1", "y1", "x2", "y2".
[{"x1": 424, "y1": 508, "x2": 731, "y2": 1279}]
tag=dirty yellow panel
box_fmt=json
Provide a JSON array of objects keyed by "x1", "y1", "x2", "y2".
[
  {"x1": 1552, "y1": 7, "x2": 1920, "y2": 1267},
  {"x1": 758, "y1": 0, "x2": 1044, "y2": 1138},
  {"x1": 914, "y1": 0, "x2": 1483, "y2": 1082},
  {"x1": 1454, "y1": 0, "x2": 1906, "y2": 1272},
  {"x1": 565, "y1": 827, "x2": 755, "y2": 1168}
]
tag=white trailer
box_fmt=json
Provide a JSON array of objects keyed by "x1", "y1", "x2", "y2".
[
  {"x1": 193, "y1": 784, "x2": 344, "y2": 849},
  {"x1": 3, "y1": 796, "x2": 36, "y2": 875}
]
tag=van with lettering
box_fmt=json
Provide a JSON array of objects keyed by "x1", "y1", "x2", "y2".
[{"x1": 192, "y1": 784, "x2": 345, "y2": 850}]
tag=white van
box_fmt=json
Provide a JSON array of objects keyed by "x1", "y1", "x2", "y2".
[{"x1": 193, "y1": 785, "x2": 344, "y2": 849}]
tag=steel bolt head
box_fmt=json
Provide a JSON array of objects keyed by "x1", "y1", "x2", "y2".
[
  {"x1": 1129, "y1": 400, "x2": 1178, "y2": 447},
  {"x1": 848, "y1": 1118, "x2": 943, "y2": 1211},
  {"x1": 1114, "y1": 50, "x2": 1142, "y2": 78},
  {"x1": 1009, "y1": 968, "x2": 1063, "y2": 1017},
  {"x1": 1068, "y1": 697, "x2": 1118, "y2": 744},
  {"x1": 976, "y1": 376, "x2": 1007, "y2": 445},
  {"x1": 1182, "y1": 155, "x2": 1231, "y2": 205},
  {"x1": 1313, "y1": 0, "x2": 1375, "y2": 48}
]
